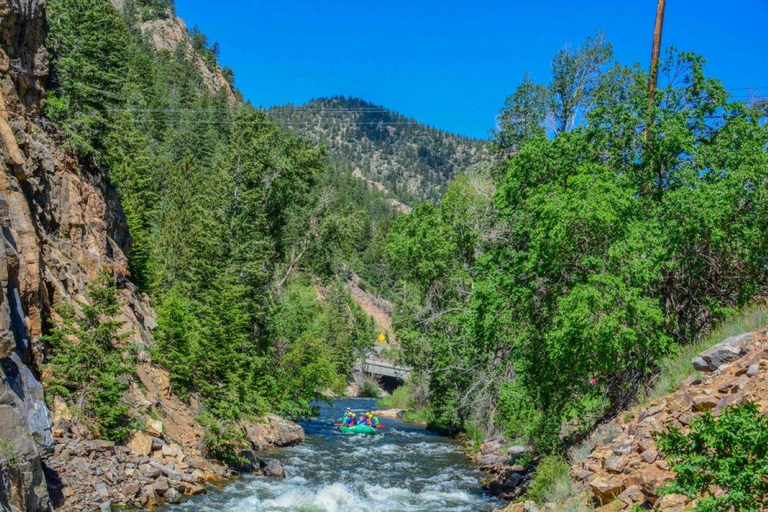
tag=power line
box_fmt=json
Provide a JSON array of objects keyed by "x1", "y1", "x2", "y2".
[{"x1": 728, "y1": 86, "x2": 768, "y2": 91}]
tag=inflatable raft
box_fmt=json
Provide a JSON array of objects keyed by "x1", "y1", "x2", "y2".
[{"x1": 338, "y1": 424, "x2": 379, "y2": 435}]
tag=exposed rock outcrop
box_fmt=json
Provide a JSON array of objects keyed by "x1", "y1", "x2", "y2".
[
  {"x1": 107, "y1": 0, "x2": 236, "y2": 105},
  {"x1": 0, "y1": 1, "x2": 300, "y2": 510},
  {"x1": 138, "y1": 15, "x2": 237, "y2": 104},
  {"x1": 241, "y1": 414, "x2": 306, "y2": 451},
  {"x1": 1, "y1": 0, "x2": 57, "y2": 509}
]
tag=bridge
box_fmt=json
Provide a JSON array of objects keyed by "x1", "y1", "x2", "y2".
[{"x1": 358, "y1": 358, "x2": 411, "y2": 380}]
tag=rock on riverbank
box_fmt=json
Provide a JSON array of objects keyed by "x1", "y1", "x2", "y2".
[
  {"x1": 488, "y1": 329, "x2": 768, "y2": 512},
  {"x1": 46, "y1": 400, "x2": 305, "y2": 511}
]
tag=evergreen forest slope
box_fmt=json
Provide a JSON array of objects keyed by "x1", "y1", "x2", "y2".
[{"x1": 269, "y1": 96, "x2": 492, "y2": 204}]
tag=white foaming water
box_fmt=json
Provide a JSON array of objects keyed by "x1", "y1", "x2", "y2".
[{"x1": 170, "y1": 398, "x2": 501, "y2": 512}]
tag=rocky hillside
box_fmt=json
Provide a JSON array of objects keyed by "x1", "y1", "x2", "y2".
[
  {"x1": 111, "y1": 1, "x2": 238, "y2": 104},
  {"x1": 571, "y1": 330, "x2": 768, "y2": 511},
  {"x1": 490, "y1": 327, "x2": 768, "y2": 512},
  {"x1": 269, "y1": 96, "x2": 491, "y2": 204}
]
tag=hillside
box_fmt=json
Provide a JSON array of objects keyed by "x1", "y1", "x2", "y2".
[
  {"x1": 269, "y1": 96, "x2": 492, "y2": 204},
  {"x1": 491, "y1": 323, "x2": 768, "y2": 511}
]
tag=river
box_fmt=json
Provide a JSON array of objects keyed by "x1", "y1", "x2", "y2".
[{"x1": 172, "y1": 398, "x2": 503, "y2": 511}]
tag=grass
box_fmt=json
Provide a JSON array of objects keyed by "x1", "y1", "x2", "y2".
[
  {"x1": 527, "y1": 455, "x2": 581, "y2": 506},
  {"x1": 402, "y1": 409, "x2": 428, "y2": 425},
  {"x1": 646, "y1": 302, "x2": 768, "y2": 401},
  {"x1": 375, "y1": 382, "x2": 429, "y2": 424},
  {"x1": 376, "y1": 384, "x2": 412, "y2": 409}
]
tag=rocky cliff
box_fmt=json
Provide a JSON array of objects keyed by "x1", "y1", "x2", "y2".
[
  {"x1": 2, "y1": 0, "x2": 62, "y2": 509},
  {"x1": 0, "y1": 1, "x2": 300, "y2": 510},
  {"x1": 108, "y1": 0, "x2": 237, "y2": 104}
]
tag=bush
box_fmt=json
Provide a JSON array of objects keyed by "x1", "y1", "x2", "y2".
[
  {"x1": 527, "y1": 455, "x2": 577, "y2": 505},
  {"x1": 358, "y1": 376, "x2": 382, "y2": 398},
  {"x1": 376, "y1": 382, "x2": 414, "y2": 409},
  {"x1": 658, "y1": 402, "x2": 768, "y2": 512},
  {"x1": 196, "y1": 414, "x2": 249, "y2": 468},
  {"x1": 462, "y1": 422, "x2": 485, "y2": 452}
]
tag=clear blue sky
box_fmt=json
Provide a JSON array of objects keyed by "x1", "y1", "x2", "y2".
[{"x1": 175, "y1": 0, "x2": 768, "y2": 139}]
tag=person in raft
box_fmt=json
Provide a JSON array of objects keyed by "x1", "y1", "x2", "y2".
[
  {"x1": 343, "y1": 408, "x2": 356, "y2": 425},
  {"x1": 364, "y1": 411, "x2": 379, "y2": 427}
]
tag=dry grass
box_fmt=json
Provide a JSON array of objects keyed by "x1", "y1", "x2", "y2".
[{"x1": 646, "y1": 302, "x2": 768, "y2": 402}]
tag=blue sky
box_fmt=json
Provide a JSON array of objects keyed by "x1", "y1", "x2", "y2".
[{"x1": 175, "y1": 0, "x2": 768, "y2": 138}]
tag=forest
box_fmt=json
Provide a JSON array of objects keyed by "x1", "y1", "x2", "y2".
[
  {"x1": 387, "y1": 33, "x2": 768, "y2": 452},
  {"x1": 42, "y1": 0, "x2": 399, "y2": 457}
]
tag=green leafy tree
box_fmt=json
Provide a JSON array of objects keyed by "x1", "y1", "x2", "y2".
[
  {"x1": 491, "y1": 74, "x2": 548, "y2": 159},
  {"x1": 549, "y1": 31, "x2": 613, "y2": 132},
  {"x1": 658, "y1": 403, "x2": 768, "y2": 512}
]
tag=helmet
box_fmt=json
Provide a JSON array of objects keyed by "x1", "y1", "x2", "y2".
[{"x1": 366, "y1": 412, "x2": 373, "y2": 417}]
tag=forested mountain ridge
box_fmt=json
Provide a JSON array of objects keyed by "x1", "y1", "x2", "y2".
[{"x1": 269, "y1": 96, "x2": 492, "y2": 204}]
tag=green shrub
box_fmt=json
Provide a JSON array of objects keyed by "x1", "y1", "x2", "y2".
[
  {"x1": 462, "y1": 422, "x2": 485, "y2": 452},
  {"x1": 358, "y1": 376, "x2": 382, "y2": 398},
  {"x1": 527, "y1": 455, "x2": 576, "y2": 505},
  {"x1": 196, "y1": 414, "x2": 249, "y2": 468},
  {"x1": 402, "y1": 409, "x2": 428, "y2": 424},
  {"x1": 658, "y1": 402, "x2": 768, "y2": 512},
  {"x1": 376, "y1": 382, "x2": 414, "y2": 409}
]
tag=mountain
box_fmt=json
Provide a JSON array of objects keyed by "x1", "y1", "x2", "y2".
[{"x1": 269, "y1": 96, "x2": 492, "y2": 204}]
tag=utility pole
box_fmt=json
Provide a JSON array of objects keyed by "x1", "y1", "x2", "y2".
[
  {"x1": 644, "y1": 0, "x2": 667, "y2": 196},
  {"x1": 647, "y1": 0, "x2": 666, "y2": 108}
]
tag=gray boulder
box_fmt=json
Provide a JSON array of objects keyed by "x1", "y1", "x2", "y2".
[
  {"x1": 265, "y1": 459, "x2": 286, "y2": 478},
  {"x1": 164, "y1": 488, "x2": 182, "y2": 504},
  {"x1": 692, "y1": 333, "x2": 752, "y2": 372}
]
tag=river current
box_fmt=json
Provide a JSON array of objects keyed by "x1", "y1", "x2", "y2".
[{"x1": 173, "y1": 398, "x2": 502, "y2": 511}]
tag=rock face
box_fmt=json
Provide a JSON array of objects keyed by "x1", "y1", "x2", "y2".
[
  {"x1": 0, "y1": 1, "x2": 304, "y2": 509},
  {"x1": 1, "y1": 0, "x2": 55, "y2": 509},
  {"x1": 107, "y1": 0, "x2": 236, "y2": 105},
  {"x1": 568, "y1": 329, "x2": 766, "y2": 511}
]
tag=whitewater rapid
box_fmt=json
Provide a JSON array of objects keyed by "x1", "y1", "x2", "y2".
[{"x1": 172, "y1": 398, "x2": 502, "y2": 511}]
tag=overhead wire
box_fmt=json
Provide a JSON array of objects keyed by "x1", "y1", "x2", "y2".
[{"x1": 83, "y1": 84, "x2": 766, "y2": 126}]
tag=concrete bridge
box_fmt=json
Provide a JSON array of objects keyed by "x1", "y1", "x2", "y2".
[{"x1": 358, "y1": 358, "x2": 412, "y2": 380}]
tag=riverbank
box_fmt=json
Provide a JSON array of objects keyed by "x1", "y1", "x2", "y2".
[{"x1": 43, "y1": 372, "x2": 305, "y2": 511}]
